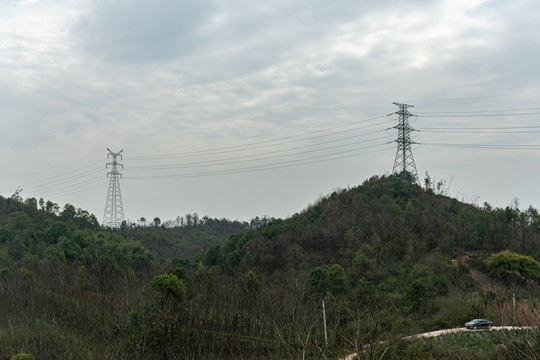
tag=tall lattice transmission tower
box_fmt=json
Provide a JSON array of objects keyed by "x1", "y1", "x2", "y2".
[
  {"x1": 392, "y1": 102, "x2": 418, "y2": 182},
  {"x1": 103, "y1": 148, "x2": 125, "y2": 227}
]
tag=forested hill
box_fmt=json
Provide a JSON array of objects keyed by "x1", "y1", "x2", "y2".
[
  {"x1": 208, "y1": 174, "x2": 540, "y2": 274},
  {"x1": 116, "y1": 216, "x2": 256, "y2": 261},
  {"x1": 3, "y1": 175, "x2": 540, "y2": 359},
  {"x1": 0, "y1": 192, "x2": 154, "y2": 270},
  {"x1": 0, "y1": 192, "x2": 257, "y2": 264}
]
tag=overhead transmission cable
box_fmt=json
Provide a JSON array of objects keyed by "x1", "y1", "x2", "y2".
[
  {"x1": 121, "y1": 115, "x2": 396, "y2": 178},
  {"x1": 42, "y1": 178, "x2": 110, "y2": 199},
  {"x1": 420, "y1": 142, "x2": 540, "y2": 150},
  {"x1": 416, "y1": 107, "x2": 540, "y2": 118},
  {"x1": 126, "y1": 142, "x2": 393, "y2": 180},
  {"x1": 126, "y1": 132, "x2": 392, "y2": 171},
  {"x1": 416, "y1": 106, "x2": 540, "y2": 113},
  {"x1": 417, "y1": 125, "x2": 540, "y2": 134},
  {"x1": 124, "y1": 115, "x2": 391, "y2": 160},
  {"x1": 0, "y1": 159, "x2": 104, "y2": 195}
]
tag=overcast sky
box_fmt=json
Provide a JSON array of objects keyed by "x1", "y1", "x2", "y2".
[{"x1": 1, "y1": 0, "x2": 539, "y2": 224}]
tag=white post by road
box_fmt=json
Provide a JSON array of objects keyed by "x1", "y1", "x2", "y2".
[
  {"x1": 323, "y1": 300, "x2": 328, "y2": 345},
  {"x1": 513, "y1": 293, "x2": 516, "y2": 324}
]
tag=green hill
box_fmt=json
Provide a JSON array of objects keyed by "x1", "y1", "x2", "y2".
[
  {"x1": 1, "y1": 174, "x2": 540, "y2": 359},
  {"x1": 211, "y1": 174, "x2": 540, "y2": 273}
]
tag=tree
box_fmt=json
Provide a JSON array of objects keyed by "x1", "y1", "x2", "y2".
[
  {"x1": 406, "y1": 280, "x2": 429, "y2": 313},
  {"x1": 355, "y1": 278, "x2": 377, "y2": 305},
  {"x1": 87, "y1": 250, "x2": 120, "y2": 303},
  {"x1": 24, "y1": 198, "x2": 38, "y2": 213},
  {"x1": 74, "y1": 209, "x2": 99, "y2": 229},
  {"x1": 328, "y1": 264, "x2": 348, "y2": 294},
  {"x1": 8, "y1": 235, "x2": 30, "y2": 260},
  {"x1": 60, "y1": 204, "x2": 76, "y2": 221},
  {"x1": 307, "y1": 266, "x2": 329, "y2": 296},
  {"x1": 353, "y1": 244, "x2": 375, "y2": 272},
  {"x1": 45, "y1": 201, "x2": 59, "y2": 214},
  {"x1": 44, "y1": 221, "x2": 69, "y2": 244},
  {"x1": 6, "y1": 212, "x2": 31, "y2": 232},
  {"x1": 76, "y1": 265, "x2": 89, "y2": 291},
  {"x1": 485, "y1": 250, "x2": 540, "y2": 283},
  {"x1": 185, "y1": 213, "x2": 192, "y2": 226},
  {"x1": 243, "y1": 269, "x2": 259, "y2": 294},
  {"x1": 144, "y1": 273, "x2": 186, "y2": 304},
  {"x1": 142, "y1": 273, "x2": 186, "y2": 345},
  {"x1": 205, "y1": 244, "x2": 221, "y2": 267}
]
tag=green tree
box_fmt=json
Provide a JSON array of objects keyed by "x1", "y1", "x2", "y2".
[
  {"x1": 205, "y1": 244, "x2": 221, "y2": 267},
  {"x1": 242, "y1": 270, "x2": 259, "y2": 310},
  {"x1": 44, "y1": 221, "x2": 69, "y2": 244},
  {"x1": 60, "y1": 203, "x2": 76, "y2": 221},
  {"x1": 76, "y1": 265, "x2": 89, "y2": 291},
  {"x1": 0, "y1": 228, "x2": 11, "y2": 244},
  {"x1": 307, "y1": 266, "x2": 329, "y2": 296},
  {"x1": 406, "y1": 280, "x2": 429, "y2": 313},
  {"x1": 328, "y1": 264, "x2": 348, "y2": 294},
  {"x1": 87, "y1": 251, "x2": 120, "y2": 301},
  {"x1": 143, "y1": 273, "x2": 186, "y2": 342},
  {"x1": 353, "y1": 244, "x2": 375, "y2": 272},
  {"x1": 8, "y1": 235, "x2": 30, "y2": 260},
  {"x1": 45, "y1": 200, "x2": 59, "y2": 214},
  {"x1": 243, "y1": 269, "x2": 259, "y2": 294},
  {"x1": 144, "y1": 273, "x2": 186, "y2": 306},
  {"x1": 485, "y1": 250, "x2": 540, "y2": 282},
  {"x1": 6, "y1": 212, "x2": 31, "y2": 232},
  {"x1": 355, "y1": 278, "x2": 376, "y2": 305}
]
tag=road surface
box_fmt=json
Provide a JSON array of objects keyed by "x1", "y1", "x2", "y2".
[{"x1": 338, "y1": 326, "x2": 534, "y2": 360}]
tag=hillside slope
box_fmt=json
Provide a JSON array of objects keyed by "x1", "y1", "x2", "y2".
[
  {"x1": 210, "y1": 174, "x2": 540, "y2": 274},
  {"x1": 2, "y1": 174, "x2": 540, "y2": 359}
]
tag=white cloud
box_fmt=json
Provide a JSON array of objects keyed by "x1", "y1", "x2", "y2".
[{"x1": 1, "y1": 0, "x2": 540, "y2": 221}]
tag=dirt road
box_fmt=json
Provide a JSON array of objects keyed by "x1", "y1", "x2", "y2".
[{"x1": 338, "y1": 326, "x2": 534, "y2": 360}]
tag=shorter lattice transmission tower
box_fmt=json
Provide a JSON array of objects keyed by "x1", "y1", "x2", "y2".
[
  {"x1": 392, "y1": 102, "x2": 418, "y2": 182},
  {"x1": 103, "y1": 148, "x2": 125, "y2": 227}
]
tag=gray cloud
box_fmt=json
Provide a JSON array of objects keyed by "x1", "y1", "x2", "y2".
[
  {"x1": 75, "y1": 0, "x2": 215, "y2": 62},
  {"x1": 1, "y1": 0, "x2": 540, "y2": 221}
]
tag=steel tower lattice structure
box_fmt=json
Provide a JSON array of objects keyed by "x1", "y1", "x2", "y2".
[
  {"x1": 391, "y1": 102, "x2": 418, "y2": 182},
  {"x1": 103, "y1": 148, "x2": 125, "y2": 227}
]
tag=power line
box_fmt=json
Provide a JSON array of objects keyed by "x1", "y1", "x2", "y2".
[
  {"x1": 0, "y1": 159, "x2": 104, "y2": 194},
  {"x1": 417, "y1": 125, "x2": 540, "y2": 134},
  {"x1": 126, "y1": 133, "x2": 392, "y2": 171},
  {"x1": 125, "y1": 141, "x2": 393, "y2": 179},
  {"x1": 417, "y1": 112, "x2": 540, "y2": 118},
  {"x1": 418, "y1": 125, "x2": 540, "y2": 130},
  {"x1": 44, "y1": 179, "x2": 109, "y2": 200},
  {"x1": 420, "y1": 142, "x2": 540, "y2": 150},
  {"x1": 124, "y1": 115, "x2": 391, "y2": 160}
]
